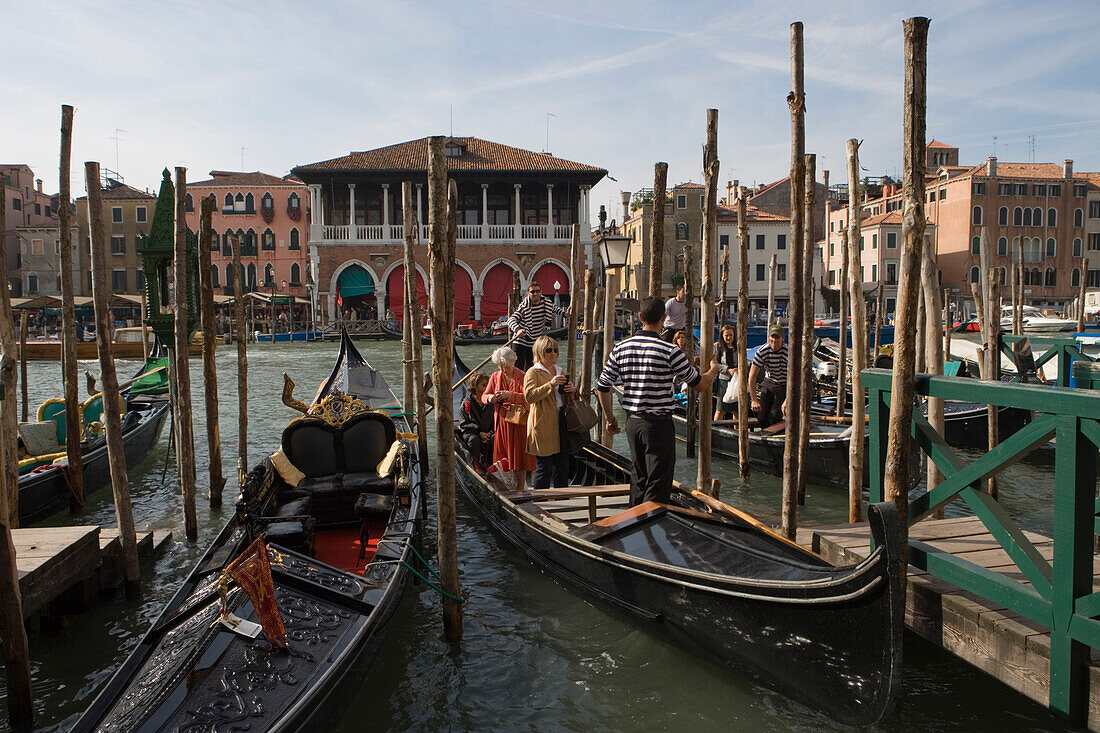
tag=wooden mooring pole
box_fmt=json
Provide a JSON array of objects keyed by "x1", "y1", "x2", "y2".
[
  {"x1": 579, "y1": 271, "x2": 597, "y2": 399},
  {"x1": 884, "y1": 17, "x2": 930, "y2": 567},
  {"x1": 198, "y1": 196, "x2": 225, "y2": 507},
  {"x1": 1078, "y1": 254, "x2": 1089, "y2": 332},
  {"x1": 58, "y1": 104, "x2": 83, "y2": 508},
  {"x1": 922, "y1": 232, "x2": 945, "y2": 496},
  {"x1": 846, "y1": 141, "x2": 867, "y2": 524},
  {"x1": 567, "y1": 224, "x2": 582, "y2": 380},
  {"x1": 836, "y1": 229, "x2": 849, "y2": 419},
  {"x1": 232, "y1": 234, "x2": 248, "y2": 485},
  {"x1": 683, "y1": 242, "x2": 697, "y2": 458},
  {"x1": 796, "y1": 153, "x2": 816, "y2": 505},
  {"x1": 408, "y1": 190, "x2": 428, "y2": 474},
  {"x1": 601, "y1": 266, "x2": 617, "y2": 449},
  {"x1": 781, "y1": 20, "x2": 806, "y2": 540},
  {"x1": 18, "y1": 313, "x2": 27, "y2": 423},
  {"x1": 428, "y1": 138, "x2": 462, "y2": 640},
  {"x1": 874, "y1": 286, "x2": 885, "y2": 357},
  {"x1": 401, "y1": 182, "x2": 416, "y2": 425},
  {"x1": 983, "y1": 262, "x2": 1000, "y2": 499},
  {"x1": 0, "y1": 147, "x2": 33, "y2": 728},
  {"x1": 87, "y1": 161, "x2": 142, "y2": 594},
  {"x1": 767, "y1": 253, "x2": 777, "y2": 329},
  {"x1": 943, "y1": 288, "x2": 953, "y2": 362},
  {"x1": 736, "y1": 187, "x2": 751, "y2": 480},
  {"x1": 649, "y1": 162, "x2": 668, "y2": 298},
  {"x1": 698, "y1": 109, "x2": 719, "y2": 497},
  {"x1": 173, "y1": 168, "x2": 198, "y2": 541}
]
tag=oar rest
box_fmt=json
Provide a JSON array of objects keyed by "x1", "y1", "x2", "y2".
[
  {"x1": 506, "y1": 484, "x2": 631, "y2": 524},
  {"x1": 279, "y1": 408, "x2": 398, "y2": 525}
]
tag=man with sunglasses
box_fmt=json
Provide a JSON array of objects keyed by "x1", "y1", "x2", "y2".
[{"x1": 508, "y1": 282, "x2": 568, "y2": 371}]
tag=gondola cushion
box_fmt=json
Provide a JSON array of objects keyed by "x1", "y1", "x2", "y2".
[
  {"x1": 274, "y1": 497, "x2": 312, "y2": 518},
  {"x1": 354, "y1": 492, "x2": 393, "y2": 519},
  {"x1": 265, "y1": 520, "x2": 312, "y2": 555}
]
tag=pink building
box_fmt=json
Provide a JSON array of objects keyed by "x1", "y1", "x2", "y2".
[
  {"x1": 2, "y1": 164, "x2": 57, "y2": 295},
  {"x1": 184, "y1": 171, "x2": 311, "y2": 297}
]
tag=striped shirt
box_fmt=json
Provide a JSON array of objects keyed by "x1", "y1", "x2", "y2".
[
  {"x1": 508, "y1": 296, "x2": 566, "y2": 347},
  {"x1": 752, "y1": 343, "x2": 788, "y2": 384},
  {"x1": 597, "y1": 330, "x2": 700, "y2": 415}
]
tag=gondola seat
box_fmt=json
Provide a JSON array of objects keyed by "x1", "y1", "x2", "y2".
[
  {"x1": 280, "y1": 411, "x2": 398, "y2": 524},
  {"x1": 261, "y1": 497, "x2": 316, "y2": 555}
]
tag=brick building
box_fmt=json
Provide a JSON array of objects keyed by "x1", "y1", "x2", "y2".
[
  {"x1": 183, "y1": 171, "x2": 311, "y2": 298},
  {"x1": 2, "y1": 164, "x2": 57, "y2": 295},
  {"x1": 75, "y1": 178, "x2": 157, "y2": 295},
  {"x1": 291, "y1": 137, "x2": 605, "y2": 324}
]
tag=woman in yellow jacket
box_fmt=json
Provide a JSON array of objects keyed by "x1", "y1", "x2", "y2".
[{"x1": 523, "y1": 335, "x2": 574, "y2": 489}]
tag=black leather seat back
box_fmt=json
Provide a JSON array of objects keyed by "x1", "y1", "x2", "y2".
[
  {"x1": 343, "y1": 414, "x2": 396, "y2": 474},
  {"x1": 283, "y1": 420, "x2": 339, "y2": 478}
]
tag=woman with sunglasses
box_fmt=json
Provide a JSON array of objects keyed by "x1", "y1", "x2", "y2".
[{"x1": 523, "y1": 335, "x2": 574, "y2": 488}]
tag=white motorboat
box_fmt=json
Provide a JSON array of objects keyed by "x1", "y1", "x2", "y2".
[{"x1": 999, "y1": 305, "x2": 1076, "y2": 333}]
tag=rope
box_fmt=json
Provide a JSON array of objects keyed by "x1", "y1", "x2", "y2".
[{"x1": 404, "y1": 542, "x2": 465, "y2": 603}]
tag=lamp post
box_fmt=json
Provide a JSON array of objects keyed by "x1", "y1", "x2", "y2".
[
  {"x1": 595, "y1": 224, "x2": 630, "y2": 448},
  {"x1": 553, "y1": 279, "x2": 562, "y2": 327}
]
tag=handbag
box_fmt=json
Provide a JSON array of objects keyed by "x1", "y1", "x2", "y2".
[
  {"x1": 562, "y1": 390, "x2": 598, "y2": 433},
  {"x1": 501, "y1": 375, "x2": 528, "y2": 426},
  {"x1": 722, "y1": 371, "x2": 740, "y2": 404}
]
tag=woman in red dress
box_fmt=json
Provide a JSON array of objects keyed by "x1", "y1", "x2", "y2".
[{"x1": 483, "y1": 346, "x2": 535, "y2": 490}]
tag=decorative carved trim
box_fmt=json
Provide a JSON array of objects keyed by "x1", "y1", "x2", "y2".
[{"x1": 305, "y1": 391, "x2": 369, "y2": 427}]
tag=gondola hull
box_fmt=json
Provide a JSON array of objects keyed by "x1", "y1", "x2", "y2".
[
  {"x1": 933, "y1": 401, "x2": 1032, "y2": 449},
  {"x1": 455, "y1": 442, "x2": 902, "y2": 726},
  {"x1": 18, "y1": 396, "x2": 170, "y2": 524},
  {"x1": 379, "y1": 319, "x2": 567, "y2": 345}
]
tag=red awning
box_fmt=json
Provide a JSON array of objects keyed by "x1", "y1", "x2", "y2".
[
  {"x1": 480, "y1": 263, "x2": 516, "y2": 324},
  {"x1": 386, "y1": 266, "x2": 427, "y2": 321}
]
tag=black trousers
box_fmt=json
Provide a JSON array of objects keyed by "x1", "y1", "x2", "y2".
[
  {"x1": 515, "y1": 343, "x2": 534, "y2": 371},
  {"x1": 757, "y1": 379, "x2": 786, "y2": 429},
  {"x1": 625, "y1": 414, "x2": 676, "y2": 506}
]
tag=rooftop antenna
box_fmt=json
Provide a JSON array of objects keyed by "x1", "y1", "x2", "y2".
[
  {"x1": 110, "y1": 129, "x2": 126, "y2": 173},
  {"x1": 1028, "y1": 135, "x2": 1036, "y2": 163},
  {"x1": 992, "y1": 136, "x2": 998, "y2": 158},
  {"x1": 241, "y1": 147, "x2": 246, "y2": 170},
  {"x1": 450, "y1": 106, "x2": 453, "y2": 137},
  {"x1": 545, "y1": 112, "x2": 557, "y2": 153}
]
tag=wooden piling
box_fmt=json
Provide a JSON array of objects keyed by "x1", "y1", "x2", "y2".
[
  {"x1": 943, "y1": 289, "x2": 953, "y2": 362},
  {"x1": 401, "y1": 182, "x2": 416, "y2": 422},
  {"x1": 874, "y1": 286, "x2": 885, "y2": 357},
  {"x1": 0, "y1": 148, "x2": 33, "y2": 727},
  {"x1": 197, "y1": 196, "x2": 225, "y2": 507},
  {"x1": 649, "y1": 162, "x2": 668, "y2": 298},
  {"x1": 922, "y1": 233, "x2": 945, "y2": 496},
  {"x1": 1016, "y1": 238, "x2": 1025, "y2": 334},
  {"x1": 172, "y1": 168, "x2": 198, "y2": 541},
  {"x1": 579, "y1": 271, "x2": 597, "y2": 399},
  {"x1": 915, "y1": 280, "x2": 926, "y2": 372},
  {"x1": 781, "y1": 20, "x2": 806, "y2": 540},
  {"x1": 567, "y1": 224, "x2": 582, "y2": 380},
  {"x1": 17, "y1": 313, "x2": 27, "y2": 423},
  {"x1": 883, "y1": 17, "x2": 930, "y2": 562},
  {"x1": 233, "y1": 235, "x2": 248, "y2": 476},
  {"x1": 683, "y1": 242, "x2": 697, "y2": 458},
  {"x1": 58, "y1": 104, "x2": 84, "y2": 508},
  {"x1": 698, "y1": 109, "x2": 719, "y2": 496},
  {"x1": 1078, "y1": 253, "x2": 1088, "y2": 332},
  {"x1": 984, "y1": 265, "x2": 1000, "y2": 499},
  {"x1": 796, "y1": 153, "x2": 816, "y2": 505},
  {"x1": 836, "y1": 229, "x2": 849, "y2": 419},
  {"x1": 767, "y1": 253, "x2": 777, "y2": 329},
  {"x1": 408, "y1": 194, "x2": 428, "y2": 473},
  {"x1": 846, "y1": 140, "x2": 867, "y2": 524},
  {"x1": 87, "y1": 161, "x2": 141, "y2": 595},
  {"x1": 736, "y1": 187, "x2": 751, "y2": 480},
  {"x1": 427, "y1": 137, "x2": 462, "y2": 641}
]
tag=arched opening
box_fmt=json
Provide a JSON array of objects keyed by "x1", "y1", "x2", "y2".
[
  {"x1": 970, "y1": 266, "x2": 980, "y2": 283},
  {"x1": 225, "y1": 264, "x2": 234, "y2": 291},
  {"x1": 211, "y1": 264, "x2": 219, "y2": 288},
  {"x1": 290, "y1": 263, "x2": 301, "y2": 286},
  {"x1": 385, "y1": 265, "x2": 426, "y2": 322},
  {"x1": 1014, "y1": 207, "x2": 1023, "y2": 226},
  {"x1": 1073, "y1": 268, "x2": 1081, "y2": 287},
  {"x1": 1048, "y1": 208, "x2": 1057, "y2": 226},
  {"x1": 531, "y1": 262, "x2": 570, "y2": 305},
  {"x1": 454, "y1": 265, "x2": 474, "y2": 324},
  {"x1": 972, "y1": 205, "x2": 982, "y2": 225},
  {"x1": 185, "y1": 193, "x2": 194, "y2": 212},
  {"x1": 245, "y1": 193, "x2": 255, "y2": 213},
  {"x1": 261, "y1": 192, "x2": 273, "y2": 209},
  {"x1": 289, "y1": 228, "x2": 300, "y2": 250},
  {"x1": 1023, "y1": 208, "x2": 1032, "y2": 227},
  {"x1": 246, "y1": 263, "x2": 257, "y2": 290},
  {"x1": 999, "y1": 207, "x2": 1008, "y2": 225},
  {"x1": 480, "y1": 263, "x2": 518, "y2": 323},
  {"x1": 224, "y1": 193, "x2": 233, "y2": 210},
  {"x1": 264, "y1": 263, "x2": 275, "y2": 287}
]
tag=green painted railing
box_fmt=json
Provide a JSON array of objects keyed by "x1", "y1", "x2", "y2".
[
  {"x1": 998, "y1": 333, "x2": 1092, "y2": 387},
  {"x1": 865, "y1": 364, "x2": 1100, "y2": 725}
]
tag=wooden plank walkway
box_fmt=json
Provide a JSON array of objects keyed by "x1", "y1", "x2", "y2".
[{"x1": 798, "y1": 516, "x2": 1100, "y2": 731}]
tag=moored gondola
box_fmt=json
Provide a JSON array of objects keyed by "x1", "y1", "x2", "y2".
[
  {"x1": 71, "y1": 329, "x2": 422, "y2": 732},
  {"x1": 451, "y1": 352, "x2": 903, "y2": 726},
  {"x1": 379, "y1": 318, "x2": 568, "y2": 345}
]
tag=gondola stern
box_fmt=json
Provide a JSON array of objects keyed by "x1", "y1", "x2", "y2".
[{"x1": 863, "y1": 500, "x2": 905, "y2": 724}]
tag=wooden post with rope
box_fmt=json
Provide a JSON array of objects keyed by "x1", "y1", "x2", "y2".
[
  {"x1": 233, "y1": 234, "x2": 248, "y2": 482},
  {"x1": 649, "y1": 162, "x2": 668, "y2": 297},
  {"x1": 683, "y1": 242, "x2": 697, "y2": 458},
  {"x1": 579, "y1": 271, "x2": 597, "y2": 399},
  {"x1": 836, "y1": 230, "x2": 849, "y2": 419},
  {"x1": 58, "y1": 104, "x2": 84, "y2": 508},
  {"x1": 18, "y1": 313, "x2": 27, "y2": 423},
  {"x1": 767, "y1": 253, "x2": 777, "y2": 330},
  {"x1": 173, "y1": 168, "x2": 198, "y2": 541},
  {"x1": 401, "y1": 182, "x2": 416, "y2": 426},
  {"x1": 428, "y1": 137, "x2": 463, "y2": 641},
  {"x1": 922, "y1": 229, "x2": 945, "y2": 498},
  {"x1": 405, "y1": 183, "x2": 429, "y2": 473},
  {"x1": 736, "y1": 187, "x2": 751, "y2": 480},
  {"x1": 566, "y1": 224, "x2": 581, "y2": 380},
  {"x1": 781, "y1": 20, "x2": 806, "y2": 540},
  {"x1": 698, "y1": 108, "x2": 719, "y2": 497},
  {"x1": 847, "y1": 140, "x2": 867, "y2": 524},
  {"x1": 198, "y1": 195, "x2": 225, "y2": 507},
  {"x1": 981, "y1": 232, "x2": 999, "y2": 499},
  {"x1": 87, "y1": 161, "x2": 142, "y2": 594},
  {"x1": 796, "y1": 153, "x2": 816, "y2": 505}
]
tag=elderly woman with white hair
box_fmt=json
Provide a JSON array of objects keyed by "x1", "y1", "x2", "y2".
[{"x1": 482, "y1": 345, "x2": 535, "y2": 490}]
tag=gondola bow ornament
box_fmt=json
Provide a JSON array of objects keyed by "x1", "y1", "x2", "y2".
[{"x1": 218, "y1": 534, "x2": 288, "y2": 650}]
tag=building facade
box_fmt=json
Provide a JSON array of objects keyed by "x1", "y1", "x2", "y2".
[
  {"x1": 2, "y1": 164, "x2": 57, "y2": 295},
  {"x1": 75, "y1": 178, "x2": 157, "y2": 295},
  {"x1": 15, "y1": 223, "x2": 78, "y2": 297},
  {"x1": 184, "y1": 171, "x2": 312, "y2": 298},
  {"x1": 292, "y1": 137, "x2": 606, "y2": 324}
]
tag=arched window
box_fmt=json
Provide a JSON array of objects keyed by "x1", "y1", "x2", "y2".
[
  {"x1": 999, "y1": 206, "x2": 1008, "y2": 225},
  {"x1": 1023, "y1": 208, "x2": 1032, "y2": 227},
  {"x1": 997, "y1": 236, "x2": 1008, "y2": 256},
  {"x1": 971, "y1": 236, "x2": 981, "y2": 254},
  {"x1": 1033, "y1": 207, "x2": 1043, "y2": 226},
  {"x1": 290, "y1": 263, "x2": 301, "y2": 285},
  {"x1": 306, "y1": 262, "x2": 314, "y2": 284},
  {"x1": 264, "y1": 263, "x2": 275, "y2": 287},
  {"x1": 999, "y1": 267, "x2": 1007, "y2": 285},
  {"x1": 289, "y1": 228, "x2": 300, "y2": 250},
  {"x1": 970, "y1": 266, "x2": 980, "y2": 283},
  {"x1": 246, "y1": 263, "x2": 257, "y2": 290},
  {"x1": 223, "y1": 230, "x2": 233, "y2": 255},
  {"x1": 210, "y1": 230, "x2": 219, "y2": 251},
  {"x1": 185, "y1": 193, "x2": 194, "y2": 212},
  {"x1": 288, "y1": 192, "x2": 300, "y2": 209},
  {"x1": 211, "y1": 264, "x2": 219, "y2": 288},
  {"x1": 234, "y1": 193, "x2": 245, "y2": 212},
  {"x1": 224, "y1": 193, "x2": 233, "y2": 210},
  {"x1": 1032, "y1": 267, "x2": 1041, "y2": 286},
  {"x1": 1014, "y1": 207, "x2": 1023, "y2": 226},
  {"x1": 675, "y1": 222, "x2": 688, "y2": 241},
  {"x1": 245, "y1": 228, "x2": 256, "y2": 255},
  {"x1": 261, "y1": 192, "x2": 273, "y2": 210},
  {"x1": 1045, "y1": 268, "x2": 1056, "y2": 287},
  {"x1": 262, "y1": 228, "x2": 275, "y2": 250},
  {"x1": 245, "y1": 193, "x2": 255, "y2": 213},
  {"x1": 1073, "y1": 268, "x2": 1081, "y2": 287},
  {"x1": 1048, "y1": 208, "x2": 1057, "y2": 227},
  {"x1": 972, "y1": 206, "x2": 983, "y2": 225},
  {"x1": 225, "y1": 264, "x2": 234, "y2": 290},
  {"x1": 1075, "y1": 208, "x2": 1084, "y2": 227},
  {"x1": 1074, "y1": 237, "x2": 1083, "y2": 257},
  {"x1": 1046, "y1": 238, "x2": 1056, "y2": 257},
  {"x1": 1022, "y1": 268, "x2": 1030, "y2": 286}
]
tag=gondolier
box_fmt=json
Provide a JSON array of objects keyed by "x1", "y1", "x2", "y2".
[
  {"x1": 508, "y1": 282, "x2": 568, "y2": 370},
  {"x1": 748, "y1": 326, "x2": 788, "y2": 431},
  {"x1": 596, "y1": 296, "x2": 718, "y2": 506},
  {"x1": 661, "y1": 285, "x2": 688, "y2": 342}
]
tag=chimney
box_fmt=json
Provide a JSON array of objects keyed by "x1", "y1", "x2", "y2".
[
  {"x1": 987, "y1": 156, "x2": 997, "y2": 177},
  {"x1": 621, "y1": 190, "x2": 632, "y2": 224},
  {"x1": 36, "y1": 179, "x2": 43, "y2": 193},
  {"x1": 1064, "y1": 159, "x2": 1074, "y2": 179}
]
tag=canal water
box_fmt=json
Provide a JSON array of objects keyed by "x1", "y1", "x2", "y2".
[{"x1": 0, "y1": 339, "x2": 1075, "y2": 731}]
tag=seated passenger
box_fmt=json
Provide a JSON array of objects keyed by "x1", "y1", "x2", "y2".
[{"x1": 458, "y1": 372, "x2": 494, "y2": 471}]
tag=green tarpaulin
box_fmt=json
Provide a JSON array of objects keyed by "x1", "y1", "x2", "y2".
[{"x1": 337, "y1": 266, "x2": 375, "y2": 297}]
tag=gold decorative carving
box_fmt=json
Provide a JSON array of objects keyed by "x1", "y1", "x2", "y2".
[
  {"x1": 281, "y1": 373, "x2": 309, "y2": 413},
  {"x1": 305, "y1": 391, "x2": 369, "y2": 427}
]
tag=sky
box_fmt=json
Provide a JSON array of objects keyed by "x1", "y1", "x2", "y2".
[{"x1": 4, "y1": 0, "x2": 1100, "y2": 217}]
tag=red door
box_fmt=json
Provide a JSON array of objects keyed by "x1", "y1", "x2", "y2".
[
  {"x1": 386, "y1": 265, "x2": 427, "y2": 321},
  {"x1": 480, "y1": 263, "x2": 516, "y2": 324}
]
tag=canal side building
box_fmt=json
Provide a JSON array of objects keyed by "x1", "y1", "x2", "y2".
[
  {"x1": 291, "y1": 136, "x2": 606, "y2": 324},
  {"x1": 2, "y1": 164, "x2": 58, "y2": 295},
  {"x1": 75, "y1": 177, "x2": 157, "y2": 296}
]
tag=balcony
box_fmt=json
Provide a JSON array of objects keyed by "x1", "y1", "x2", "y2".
[{"x1": 312, "y1": 223, "x2": 574, "y2": 245}]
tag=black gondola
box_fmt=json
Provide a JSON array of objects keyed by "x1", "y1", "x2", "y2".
[
  {"x1": 378, "y1": 319, "x2": 568, "y2": 345},
  {"x1": 72, "y1": 330, "x2": 422, "y2": 732},
  {"x1": 452, "y1": 353, "x2": 904, "y2": 726}
]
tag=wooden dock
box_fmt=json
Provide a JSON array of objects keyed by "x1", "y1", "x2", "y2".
[
  {"x1": 13, "y1": 526, "x2": 172, "y2": 620},
  {"x1": 798, "y1": 516, "x2": 1100, "y2": 730}
]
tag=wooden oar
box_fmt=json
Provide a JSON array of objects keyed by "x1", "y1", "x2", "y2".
[
  {"x1": 85, "y1": 365, "x2": 167, "y2": 397},
  {"x1": 687, "y1": 488, "x2": 822, "y2": 559},
  {"x1": 424, "y1": 333, "x2": 520, "y2": 416}
]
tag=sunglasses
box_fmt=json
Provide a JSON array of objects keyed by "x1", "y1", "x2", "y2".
[{"x1": 544, "y1": 347, "x2": 558, "y2": 353}]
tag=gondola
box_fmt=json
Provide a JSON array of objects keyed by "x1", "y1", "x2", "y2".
[
  {"x1": 379, "y1": 319, "x2": 568, "y2": 345},
  {"x1": 18, "y1": 358, "x2": 171, "y2": 524},
  {"x1": 72, "y1": 329, "x2": 423, "y2": 732},
  {"x1": 451, "y1": 352, "x2": 904, "y2": 725}
]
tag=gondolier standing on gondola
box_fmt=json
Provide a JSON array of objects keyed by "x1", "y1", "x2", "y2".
[
  {"x1": 596, "y1": 296, "x2": 718, "y2": 506},
  {"x1": 508, "y1": 282, "x2": 568, "y2": 371}
]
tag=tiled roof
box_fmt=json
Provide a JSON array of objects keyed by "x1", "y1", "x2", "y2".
[
  {"x1": 74, "y1": 182, "x2": 155, "y2": 202},
  {"x1": 716, "y1": 203, "x2": 789, "y2": 222},
  {"x1": 1080, "y1": 172, "x2": 1100, "y2": 190},
  {"x1": 926, "y1": 139, "x2": 956, "y2": 149},
  {"x1": 860, "y1": 211, "x2": 903, "y2": 226},
  {"x1": 294, "y1": 137, "x2": 605, "y2": 176},
  {"x1": 673, "y1": 182, "x2": 705, "y2": 189},
  {"x1": 189, "y1": 171, "x2": 303, "y2": 188},
  {"x1": 751, "y1": 176, "x2": 788, "y2": 197},
  {"x1": 967, "y1": 161, "x2": 1068, "y2": 179}
]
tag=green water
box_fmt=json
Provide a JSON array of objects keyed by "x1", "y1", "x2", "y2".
[{"x1": 0, "y1": 340, "x2": 1073, "y2": 731}]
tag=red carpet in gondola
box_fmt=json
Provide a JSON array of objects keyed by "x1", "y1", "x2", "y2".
[{"x1": 313, "y1": 523, "x2": 385, "y2": 575}]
